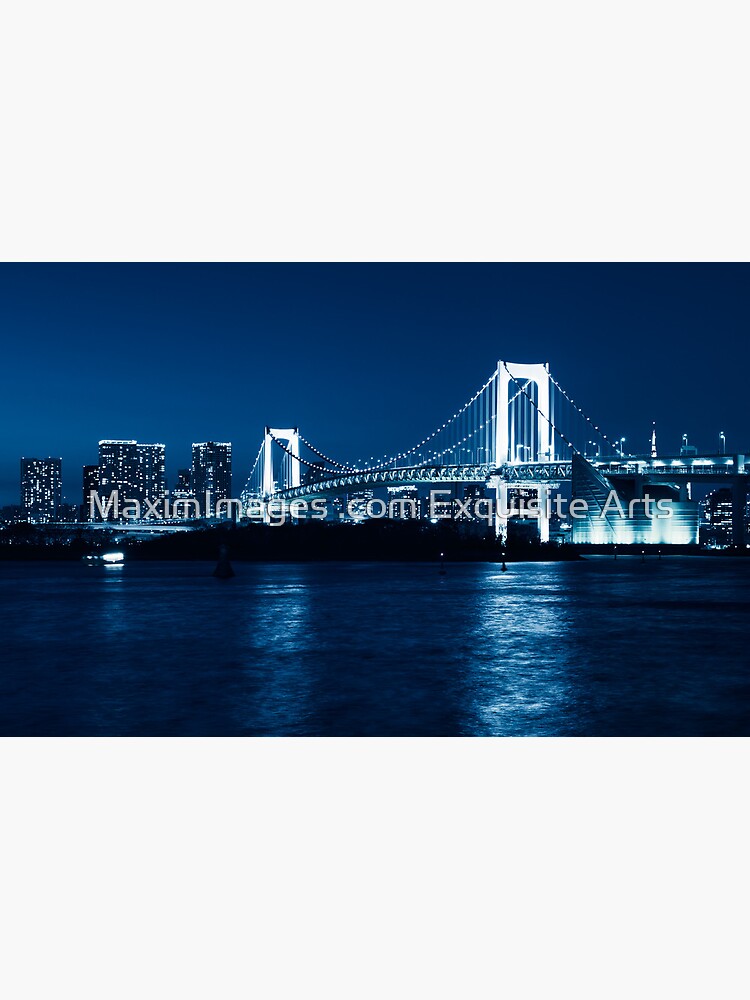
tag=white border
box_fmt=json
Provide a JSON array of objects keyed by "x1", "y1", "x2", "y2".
[{"x1": 1, "y1": 2, "x2": 747, "y2": 262}]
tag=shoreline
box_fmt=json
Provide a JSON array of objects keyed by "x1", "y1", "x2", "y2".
[{"x1": 1, "y1": 520, "x2": 748, "y2": 563}]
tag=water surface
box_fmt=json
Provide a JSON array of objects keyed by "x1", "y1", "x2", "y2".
[{"x1": 1, "y1": 558, "x2": 748, "y2": 735}]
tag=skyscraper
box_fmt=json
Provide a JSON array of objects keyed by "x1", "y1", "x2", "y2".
[
  {"x1": 82, "y1": 464, "x2": 100, "y2": 521},
  {"x1": 20, "y1": 458, "x2": 62, "y2": 522},
  {"x1": 192, "y1": 442, "x2": 232, "y2": 516},
  {"x1": 99, "y1": 440, "x2": 139, "y2": 505},
  {"x1": 136, "y1": 443, "x2": 167, "y2": 506},
  {"x1": 98, "y1": 440, "x2": 167, "y2": 520}
]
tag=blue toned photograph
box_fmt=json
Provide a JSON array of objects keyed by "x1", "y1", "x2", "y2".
[{"x1": 1, "y1": 263, "x2": 748, "y2": 736}]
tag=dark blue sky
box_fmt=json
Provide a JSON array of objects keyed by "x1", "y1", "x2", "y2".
[{"x1": 1, "y1": 263, "x2": 748, "y2": 505}]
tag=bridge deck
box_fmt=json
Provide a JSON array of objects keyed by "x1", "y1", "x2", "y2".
[{"x1": 270, "y1": 454, "x2": 748, "y2": 501}]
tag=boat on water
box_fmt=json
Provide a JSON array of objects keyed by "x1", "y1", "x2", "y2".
[{"x1": 83, "y1": 551, "x2": 125, "y2": 565}]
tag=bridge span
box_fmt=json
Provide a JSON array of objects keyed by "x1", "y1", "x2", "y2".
[{"x1": 242, "y1": 360, "x2": 748, "y2": 544}]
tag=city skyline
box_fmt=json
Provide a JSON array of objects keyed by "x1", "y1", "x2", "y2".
[
  {"x1": 11, "y1": 434, "x2": 233, "y2": 519},
  {"x1": 1, "y1": 264, "x2": 748, "y2": 506},
  {"x1": 9, "y1": 363, "x2": 749, "y2": 548},
  {"x1": 10, "y1": 411, "x2": 745, "y2": 517}
]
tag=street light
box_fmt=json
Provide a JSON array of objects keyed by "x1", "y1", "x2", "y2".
[
  {"x1": 720, "y1": 431, "x2": 726, "y2": 455},
  {"x1": 587, "y1": 440, "x2": 601, "y2": 459},
  {"x1": 619, "y1": 437, "x2": 626, "y2": 457}
]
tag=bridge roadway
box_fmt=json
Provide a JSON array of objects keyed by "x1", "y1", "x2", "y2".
[
  {"x1": 596, "y1": 454, "x2": 747, "y2": 483},
  {"x1": 274, "y1": 461, "x2": 570, "y2": 501},
  {"x1": 273, "y1": 453, "x2": 748, "y2": 502}
]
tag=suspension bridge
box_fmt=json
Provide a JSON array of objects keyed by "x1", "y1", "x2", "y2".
[{"x1": 241, "y1": 360, "x2": 748, "y2": 544}]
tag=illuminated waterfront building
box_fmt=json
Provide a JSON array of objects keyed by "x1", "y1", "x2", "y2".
[
  {"x1": 20, "y1": 457, "x2": 62, "y2": 522},
  {"x1": 570, "y1": 454, "x2": 700, "y2": 545},
  {"x1": 192, "y1": 442, "x2": 232, "y2": 516},
  {"x1": 345, "y1": 490, "x2": 374, "y2": 521},
  {"x1": 81, "y1": 465, "x2": 99, "y2": 521},
  {"x1": 699, "y1": 488, "x2": 739, "y2": 547},
  {"x1": 98, "y1": 440, "x2": 139, "y2": 507},
  {"x1": 386, "y1": 485, "x2": 421, "y2": 519},
  {"x1": 136, "y1": 443, "x2": 167, "y2": 505},
  {"x1": 98, "y1": 440, "x2": 167, "y2": 520}
]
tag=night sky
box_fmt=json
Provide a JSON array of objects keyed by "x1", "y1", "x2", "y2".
[{"x1": 1, "y1": 263, "x2": 748, "y2": 505}]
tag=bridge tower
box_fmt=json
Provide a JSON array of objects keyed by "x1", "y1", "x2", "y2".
[
  {"x1": 262, "y1": 427, "x2": 301, "y2": 497},
  {"x1": 494, "y1": 362, "x2": 554, "y2": 543},
  {"x1": 495, "y1": 361, "x2": 553, "y2": 464}
]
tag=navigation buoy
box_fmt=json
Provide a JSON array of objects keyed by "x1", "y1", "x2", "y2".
[
  {"x1": 439, "y1": 551, "x2": 447, "y2": 576},
  {"x1": 501, "y1": 549, "x2": 508, "y2": 572}
]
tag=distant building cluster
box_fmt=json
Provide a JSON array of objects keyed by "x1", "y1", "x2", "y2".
[
  {"x1": 699, "y1": 488, "x2": 750, "y2": 548},
  {"x1": 6, "y1": 440, "x2": 232, "y2": 524}
]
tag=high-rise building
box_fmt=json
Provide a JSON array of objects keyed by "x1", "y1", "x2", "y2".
[
  {"x1": 20, "y1": 457, "x2": 62, "y2": 522},
  {"x1": 82, "y1": 464, "x2": 100, "y2": 521},
  {"x1": 98, "y1": 440, "x2": 167, "y2": 520},
  {"x1": 192, "y1": 442, "x2": 232, "y2": 515},
  {"x1": 136, "y1": 443, "x2": 167, "y2": 505},
  {"x1": 700, "y1": 488, "x2": 734, "y2": 547},
  {"x1": 99, "y1": 440, "x2": 139, "y2": 506}
]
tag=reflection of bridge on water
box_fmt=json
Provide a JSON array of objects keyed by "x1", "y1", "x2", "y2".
[{"x1": 243, "y1": 361, "x2": 748, "y2": 545}]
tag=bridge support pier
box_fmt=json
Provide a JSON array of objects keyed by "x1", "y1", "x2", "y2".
[
  {"x1": 538, "y1": 484, "x2": 550, "y2": 544},
  {"x1": 494, "y1": 480, "x2": 508, "y2": 542}
]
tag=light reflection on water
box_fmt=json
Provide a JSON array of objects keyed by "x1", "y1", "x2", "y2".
[
  {"x1": 467, "y1": 571, "x2": 576, "y2": 735},
  {"x1": 0, "y1": 558, "x2": 748, "y2": 735},
  {"x1": 235, "y1": 579, "x2": 316, "y2": 734}
]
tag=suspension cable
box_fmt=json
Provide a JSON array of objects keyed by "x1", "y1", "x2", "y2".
[
  {"x1": 297, "y1": 369, "x2": 538, "y2": 474},
  {"x1": 240, "y1": 441, "x2": 265, "y2": 496},
  {"x1": 501, "y1": 361, "x2": 580, "y2": 458},
  {"x1": 547, "y1": 371, "x2": 625, "y2": 457},
  {"x1": 267, "y1": 432, "x2": 352, "y2": 474},
  {"x1": 349, "y1": 370, "x2": 501, "y2": 470},
  {"x1": 298, "y1": 435, "x2": 359, "y2": 471}
]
